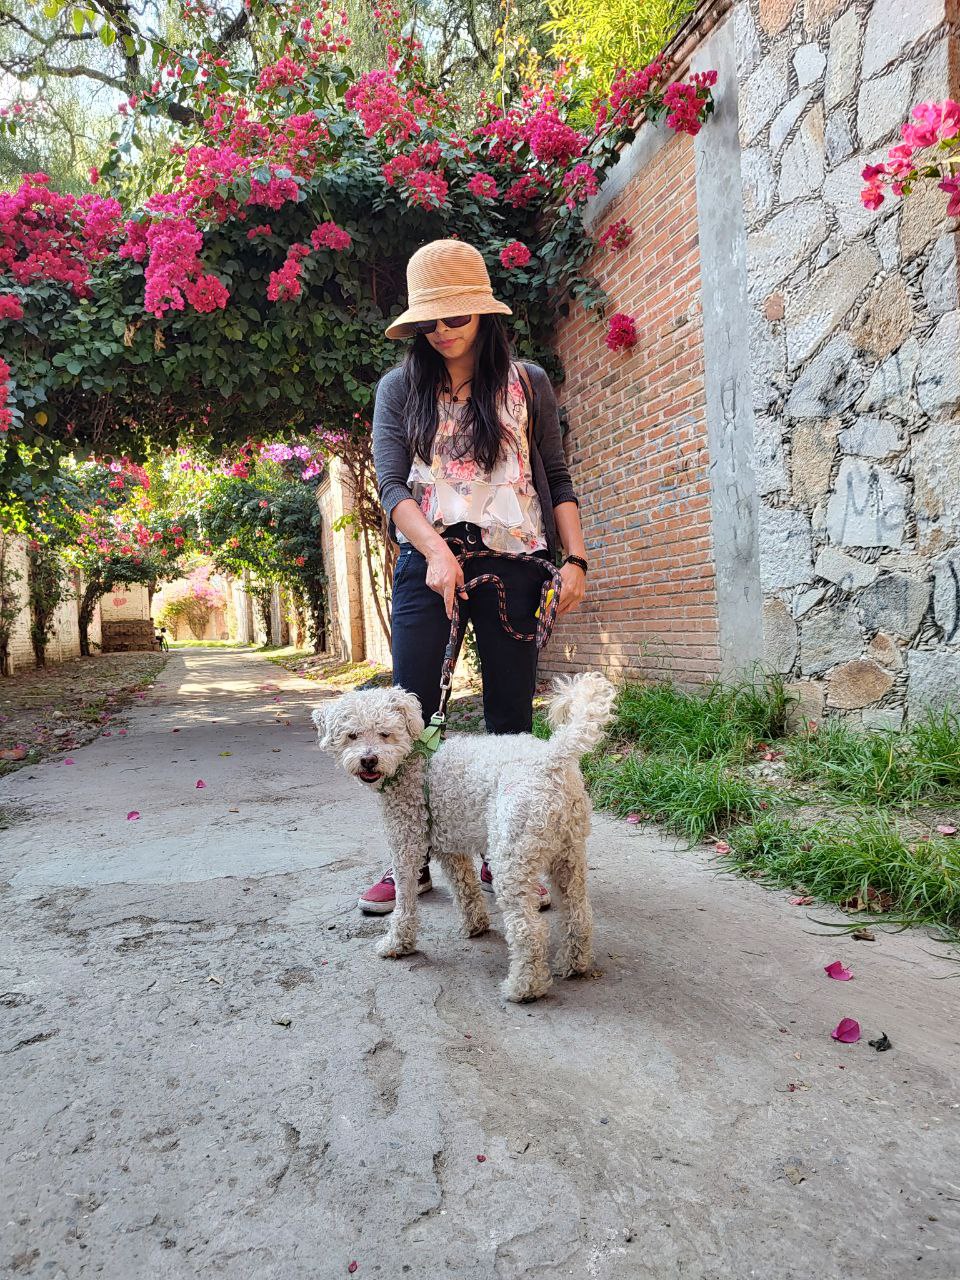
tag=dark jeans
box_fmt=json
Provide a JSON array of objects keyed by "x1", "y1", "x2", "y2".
[{"x1": 391, "y1": 523, "x2": 553, "y2": 734}]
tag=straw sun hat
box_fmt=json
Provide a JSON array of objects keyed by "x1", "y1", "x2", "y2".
[{"x1": 384, "y1": 239, "x2": 512, "y2": 339}]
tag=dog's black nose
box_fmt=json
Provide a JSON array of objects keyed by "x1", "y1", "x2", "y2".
[{"x1": 360, "y1": 754, "x2": 379, "y2": 771}]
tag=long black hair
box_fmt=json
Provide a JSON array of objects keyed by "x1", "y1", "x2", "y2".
[{"x1": 401, "y1": 314, "x2": 518, "y2": 472}]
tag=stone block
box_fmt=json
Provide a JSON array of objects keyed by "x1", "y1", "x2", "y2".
[
  {"x1": 787, "y1": 242, "x2": 880, "y2": 368},
  {"x1": 815, "y1": 547, "x2": 878, "y2": 590},
  {"x1": 858, "y1": 572, "x2": 931, "y2": 640},
  {"x1": 794, "y1": 586, "x2": 826, "y2": 617},
  {"x1": 850, "y1": 275, "x2": 914, "y2": 361},
  {"x1": 823, "y1": 150, "x2": 887, "y2": 240},
  {"x1": 747, "y1": 200, "x2": 829, "y2": 296},
  {"x1": 785, "y1": 678, "x2": 826, "y2": 729},
  {"x1": 826, "y1": 7, "x2": 861, "y2": 111},
  {"x1": 826, "y1": 658, "x2": 895, "y2": 708},
  {"x1": 734, "y1": 1, "x2": 763, "y2": 79},
  {"x1": 933, "y1": 552, "x2": 960, "y2": 644},
  {"x1": 778, "y1": 104, "x2": 825, "y2": 204},
  {"x1": 754, "y1": 412, "x2": 790, "y2": 496},
  {"x1": 917, "y1": 312, "x2": 960, "y2": 418},
  {"x1": 793, "y1": 419, "x2": 840, "y2": 501},
  {"x1": 923, "y1": 234, "x2": 959, "y2": 317},
  {"x1": 857, "y1": 338, "x2": 920, "y2": 418},
  {"x1": 794, "y1": 42, "x2": 827, "y2": 86},
  {"x1": 759, "y1": 0, "x2": 796, "y2": 36},
  {"x1": 902, "y1": 177, "x2": 953, "y2": 260},
  {"x1": 838, "y1": 417, "x2": 902, "y2": 458},
  {"x1": 825, "y1": 458, "x2": 907, "y2": 549},
  {"x1": 913, "y1": 421, "x2": 960, "y2": 555},
  {"x1": 857, "y1": 65, "x2": 915, "y2": 149},
  {"x1": 824, "y1": 110, "x2": 854, "y2": 167},
  {"x1": 907, "y1": 649, "x2": 960, "y2": 720},
  {"x1": 770, "y1": 89, "x2": 813, "y2": 153},
  {"x1": 763, "y1": 596, "x2": 799, "y2": 672},
  {"x1": 804, "y1": 0, "x2": 843, "y2": 29},
  {"x1": 759, "y1": 505, "x2": 814, "y2": 592},
  {"x1": 741, "y1": 147, "x2": 776, "y2": 229},
  {"x1": 799, "y1": 604, "x2": 863, "y2": 674},
  {"x1": 741, "y1": 45, "x2": 791, "y2": 146},
  {"x1": 862, "y1": 0, "x2": 941, "y2": 78},
  {"x1": 750, "y1": 305, "x2": 788, "y2": 413},
  {"x1": 874, "y1": 215, "x2": 900, "y2": 270},
  {"x1": 787, "y1": 335, "x2": 865, "y2": 419},
  {"x1": 861, "y1": 705, "x2": 905, "y2": 731},
  {"x1": 867, "y1": 631, "x2": 903, "y2": 669}
]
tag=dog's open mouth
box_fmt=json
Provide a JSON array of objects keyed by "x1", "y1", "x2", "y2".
[{"x1": 357, "y1": 768, "x2": 383, "y2": 784}]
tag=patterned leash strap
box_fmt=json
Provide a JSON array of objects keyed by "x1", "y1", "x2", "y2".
[{"x1": 431, "y1": 541, "x2": 563, "y2": 732}]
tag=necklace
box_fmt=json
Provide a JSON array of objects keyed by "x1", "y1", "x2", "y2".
[{"x1": 443, "y1": 376, "x2": 471, "y2": 404}]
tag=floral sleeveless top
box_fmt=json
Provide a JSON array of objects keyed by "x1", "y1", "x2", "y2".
[{"x1": 400, "y1": 362, "x2": 547, "y2": 555}]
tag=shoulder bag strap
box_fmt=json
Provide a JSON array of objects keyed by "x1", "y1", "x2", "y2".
[{"x1": 516, "y1": 361, "x2": 535, "y2": 447}]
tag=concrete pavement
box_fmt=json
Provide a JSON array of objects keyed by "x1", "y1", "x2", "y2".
[{"x1": 1, "y1": 648, "x2": 959, "y2": 1279}]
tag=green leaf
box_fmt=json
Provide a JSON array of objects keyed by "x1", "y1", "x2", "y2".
[
  {"x1": 99, "y1": 23, "x2": 116, "y2": 47},
  {"x1": 72, "y1": 7, "x2": 86, "y2": 33}
]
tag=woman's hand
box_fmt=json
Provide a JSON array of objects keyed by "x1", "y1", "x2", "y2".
[
  {"x1": 425, "y1": 543, "x2": 466, "y2": 619},
  {"x1": 556, "y1": 562, "x2": 586, "y2": 617}
]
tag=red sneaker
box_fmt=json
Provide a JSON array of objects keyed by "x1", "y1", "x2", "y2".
[
  {"x1": 479, "y1": 860, "x2": 551, "y2": 910},
  {"x1": 358, "y1": 864, "x2": 432, "y2": 914}
]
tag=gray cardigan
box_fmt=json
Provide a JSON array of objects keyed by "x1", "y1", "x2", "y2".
[{"x1": 372, "y1": 361, "x2": 578, "y2": 560}]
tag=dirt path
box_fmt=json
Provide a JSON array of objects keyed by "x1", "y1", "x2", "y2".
[{"x1": 1, "y1": 648, "x2": 958, "y2": 1279}]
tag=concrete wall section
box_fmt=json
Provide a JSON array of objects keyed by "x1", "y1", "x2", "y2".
[{"x1": 693, "y1": 13, "x2": 765, "y2": 677}]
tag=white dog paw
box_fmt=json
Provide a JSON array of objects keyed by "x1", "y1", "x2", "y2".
[
  {"x1": 464, "y1": 915, "x2": 490, "y2": 938},
  {"x1": 501, "y1": 975, "x2": 552, "y2": 1004},
  {"x1": 376, "y1": 936, "x2": 413, "y2": 959}
]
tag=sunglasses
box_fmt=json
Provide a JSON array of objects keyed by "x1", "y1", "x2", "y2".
[{"x1": 412, "y1": 315, "x2": 473, "y2": 335}]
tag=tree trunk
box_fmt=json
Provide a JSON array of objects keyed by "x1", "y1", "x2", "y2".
[{"x1": 78, "y1": 582, "x2": 102, "y2": 658}]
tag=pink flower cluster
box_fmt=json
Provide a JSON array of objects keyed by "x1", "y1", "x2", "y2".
[
  {"x1": 0, "y1": 357, "x2": 12, "y2": 432},
  {"x1": 561, "y1": 162, "x2": 599, "y2": 210},
  {"x1": 500, "y1": 241, "x2": 531, "y2": 269},
  {"x1": 528, "y1": 111, "x2": 588, "y2": 166},
  {"x1": 598, "y1": 218, "x2": 633, "y2": 252},
  {"x1": 861, "y1": 99, "x2": 960, "y2": 214},
  {"x1": 594, "y1": 61, "x2": 665, "y2": 132},
  {"x1": 0, "y1": 173, "x2": 122, "y2": 296},
  {"x1": 310, "y1": 221, "x2": 352, "y2": 251},
  {"x1": 662, "y1": 71, "x2": 717, "y2": 137},
  {"x1": 605, "y1": 312, "x2": 637, "y2": 352},
  {"x1": 467, "y1": 173, "x2": 499, "y2": 200},
  {"x1": 0, "y1": 293, "x2": 23, "y2": 319},
  {"x1": 267, "y1": 243, "x2": 310, "y2": 301},
  {"x1": 257, "y1": 57, "x2": 307, "y2": 93}
]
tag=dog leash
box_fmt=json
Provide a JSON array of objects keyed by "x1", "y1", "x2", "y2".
[{"x1": 419, "y1": 539, "x2": 563, "y2": 751}]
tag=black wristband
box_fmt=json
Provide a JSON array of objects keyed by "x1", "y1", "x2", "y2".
[{"x1": 564, "y1": 555, "x2": 588, "y2": 574}]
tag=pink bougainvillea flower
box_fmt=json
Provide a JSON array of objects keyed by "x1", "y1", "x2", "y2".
[
  {"x1": 605, "y1": 312, "x2": 637, "y2": 352},
  {"x1": 625, "y1": 813, "x2": 641, "y2": 824},
  {"x1": 499, "y1": 240, "x2": 531, "y2": 269},
  {"x1": 119, "y1": 729, "x2": 127, "y2": 736},
  {"x1": 789, "y1": 896, "x2": 814, "y2": 906},
  {"x1": 196, "y1": 779, "x2": 206, "y2": 789},
  {"x1": 64, "y1": 758, "x2": 75, "y2": 765},
  {"x1": 937, "y1": 824, "x2": 957, "y2": 836},
  {"x1": 347, "y1": 1264, "x2": 358, "y2": 1275},
  {"x1": 713, "y1": 841, "x2": 731, "y2": 854},
  {"x1": 127, "y1": 810, "x2": 140, "y2": 821},
  {"x1": 831, "y1": 1018, "x2": 861, "y2": 1043},
  {"x1": 476, "y1": 1154, "x2": 487, "y2": 1163},
  {"x1": 824, "y1": 961, "x2": 853, "y2": 981}
]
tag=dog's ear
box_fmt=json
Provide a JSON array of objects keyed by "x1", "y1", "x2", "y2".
[
  {"x1": 390, "y1": 688, "x2": 424, "y2": 741},
  {"x1": 311, "y1": 704, "x2": 330, "y2": 746}
]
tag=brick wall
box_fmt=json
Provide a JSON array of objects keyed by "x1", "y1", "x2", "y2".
[{"x1": 544, "y1": 130, "x2": 723, "y2": 685}]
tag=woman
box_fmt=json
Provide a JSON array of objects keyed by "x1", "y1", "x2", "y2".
[{"x1": 358, "y1": 237, "x2": 589, "y2": 913}]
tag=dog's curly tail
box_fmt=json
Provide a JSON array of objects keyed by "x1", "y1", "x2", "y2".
[{"x1": 545, "y1": 672, "x2": 617, "y2": 759}]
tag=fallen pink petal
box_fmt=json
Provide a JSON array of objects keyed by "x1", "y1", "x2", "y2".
[
  {"x1": 831, "y1": 1018, "x2": 861, "y2": 1043},
  {"x1": 347, "y1": 1264, "x2": 358, "y2": 1275},
  {"x1": 196, "y1": 779, "x2": 207, "y2": 789},
  {"x1": 824, "y1": 961, "x2": 853, "y2": 981},
  {"x1": 476, "y1": 1154, "x2": 487, "y2": 1162},
  {"x1": 714, "y1": 841, "x2": 731, "y2": 854},
  {"x1": 936, "y1": 824, "x2": 957, "y2": 836},
  {"x1": 63, "y1": 758, "x2": 75, "y2": 765},
  {"x1": 127, "y1": 811, "x2": 140, "y2": 821},
  {"x1": 119, "y1": 730, "x2": 127, "y2": 736},
  {"x1": 625, "y1": 813, "x2": 641, "y2": 824},
  {"x1": 789, "y1": 896, "x2": 814, "y2": 906}
]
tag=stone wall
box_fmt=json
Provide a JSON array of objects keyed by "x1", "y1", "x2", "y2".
[
  {"x1": 0, "y1": 535, "x2": 100, "y2": 675},
  {"x1": 735, "y1": 0, "x2": 958, "y2": 722}
]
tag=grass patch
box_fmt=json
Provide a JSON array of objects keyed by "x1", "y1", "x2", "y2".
[
  {"x1": 784, "y1": 708, "x2": 960, "y2": 808},
  {"x1": 726, "y1": 811, "x2": 960, "y2": 935},
  {"x1": 584, "y1": 749, "x2": 771, "y2": 842},
  {"x1": 610, "y1": 673, "x2": 790, "y2": 762}
]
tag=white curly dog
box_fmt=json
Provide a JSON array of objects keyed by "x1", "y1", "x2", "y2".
[{"x1": 313, "y1": 672, "x2": 616, "y2": 1002}]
